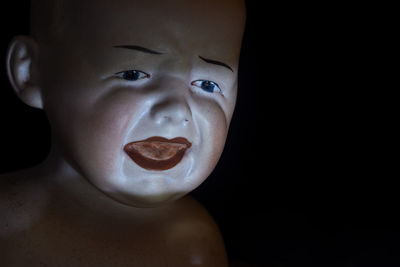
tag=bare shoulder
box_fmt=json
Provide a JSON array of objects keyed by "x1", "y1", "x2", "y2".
[
  {"x1": 162, "y1": 196, "x2": 228, "y2": 267},
  {"x1": 0, "y1": 172, "x2": 228, "y2": 266},
  {"x1": 0, "y1": 169, "x2": 50, "y2": 238}
]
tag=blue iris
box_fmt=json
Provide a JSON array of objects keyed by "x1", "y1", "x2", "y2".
[
  {"x1": 191, "y1": 80, "x2": 221, "y2": 94},
  {"x1": 200, "y1": 81, "x2": 216, "y2": 93},
  {"x1": 122, "y1": 70, "x2": 140, "y2": 81}
]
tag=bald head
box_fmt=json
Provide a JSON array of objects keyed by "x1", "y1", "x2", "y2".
[
  {"x1": 30, "y1": 0, "x2": 245, "y2": 44},
  {"x1": 30, "y1": 0, "x2": 66, "y2": 42},
  {"x1": 7, "y1": 0, "x2": 247, "y2": 208}
]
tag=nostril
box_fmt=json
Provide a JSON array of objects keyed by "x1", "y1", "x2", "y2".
[
  {"x1": 150, "y1": 98, "x2": 192, "y2": 125},
  {"x1": 163, "y1": 115, "x2": 172, "y2": 122}
]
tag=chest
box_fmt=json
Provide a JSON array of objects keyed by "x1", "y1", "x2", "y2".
[{"x1": 3, "y1": 216, "x2": 203, "y2": 267}]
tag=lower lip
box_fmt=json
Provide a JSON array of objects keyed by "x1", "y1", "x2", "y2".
[{"x1": 123, "y1": 136, "x2": 192, "y2": 171}]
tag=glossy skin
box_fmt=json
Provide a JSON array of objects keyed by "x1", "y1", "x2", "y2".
[
  {"x1": 22, "y1": 0, "x2": 244, "y2": 208},
  {"x1": 0, "y1": 170, "x2": 228, "y2": 266},
  {"x1": 2, "y1": 0, "x2": 245, "y2": 265}
]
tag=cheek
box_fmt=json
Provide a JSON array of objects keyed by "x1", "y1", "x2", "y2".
[
  {"x1": 48, "y1": 88, "x2": 144, "y2": 175},
  {"x1": 83, "y1": 110, "x2": 129, "y2": 172},
  {"x1": 81, "y1": 91, "x2": 148, "y2": 172},
  {"x1": 191, "y1": 96, "x2": 231, "y2": 177}
]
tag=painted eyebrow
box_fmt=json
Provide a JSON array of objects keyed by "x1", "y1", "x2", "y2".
[
  {"x1": 113, "y1": 45, "x2": 233, "y2": 72},
  {"x1": 199, "y1": 56, "x2": 233, "y2": 72},
  {"x1": 113, "y1": 45, "x2": 163, "y2": 55}
]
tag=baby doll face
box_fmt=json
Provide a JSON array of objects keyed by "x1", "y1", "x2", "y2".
[{"x1": 36, "y1": 0, "x2": 245, "y2": 207}]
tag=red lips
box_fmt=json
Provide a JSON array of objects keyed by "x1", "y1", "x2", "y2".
[{"x1": 124, "y1": 136, "x2": 192, "y2": 171}]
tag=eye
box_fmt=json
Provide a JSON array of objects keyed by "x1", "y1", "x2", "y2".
[
  {"x1": 191, "y1": 80, "x2": 221, "y2": 94},
  {"x1": 114, "y1": 70, "x2": 150, "y2": 81}
]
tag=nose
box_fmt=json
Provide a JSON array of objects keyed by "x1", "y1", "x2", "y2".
[{"x1": 150, "y1": 96, "x2": 192, "y2": 126}]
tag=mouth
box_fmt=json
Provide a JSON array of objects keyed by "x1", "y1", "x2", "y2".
[{"x1": 123, "y1": 136, "x2": 192, "y2": 171}]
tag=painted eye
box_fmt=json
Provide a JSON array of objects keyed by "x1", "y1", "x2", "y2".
[
  {"x1": 114, "y1": 70, "x2": 150, "y2": 81},
  {"x1": 191, "y1": 80, "x2": 221, "y2": 93}
]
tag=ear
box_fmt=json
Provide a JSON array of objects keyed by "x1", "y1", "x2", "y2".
[{"x1": 6, "y1": 36, "x2": 43, "y2": 109}]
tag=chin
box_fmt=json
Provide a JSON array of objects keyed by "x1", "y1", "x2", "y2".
[{"x1": 105, "y1": 190, "x2": 186, "y2": 208}]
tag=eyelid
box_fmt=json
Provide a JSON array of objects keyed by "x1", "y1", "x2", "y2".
[
  {"x1": 191, "y1": 80, "x2": 221, "y2": 89},
  {"x1": 191, "y1": 80, "x2": 224, "y2": 96},
  {"x1": 113, "y1": 70, "x2": 150, "y2": 80}
]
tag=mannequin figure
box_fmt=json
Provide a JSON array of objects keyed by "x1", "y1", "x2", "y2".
[{"x1": 1, "y1": 0, "x2": 245, "y2": 266}]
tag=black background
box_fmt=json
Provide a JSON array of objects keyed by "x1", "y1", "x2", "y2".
[{"x1": 1, "y1": 1, "x2": 398, "y2": 266}]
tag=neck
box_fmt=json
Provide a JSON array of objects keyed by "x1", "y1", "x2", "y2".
[{"x1": 35, "y1": 143, "x2": 174, "y2": 221}]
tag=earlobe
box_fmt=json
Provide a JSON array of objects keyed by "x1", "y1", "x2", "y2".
[{"x1": 6, "y1": 35, "x2": 43, "y2": 109}]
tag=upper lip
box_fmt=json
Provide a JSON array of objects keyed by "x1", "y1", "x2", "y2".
[
  {"x1": 142, "y1": 136, "x2": 192, "y2": 147},
  {"x1": 123, "y1": 136, "x2": 192, "y2": 171}
]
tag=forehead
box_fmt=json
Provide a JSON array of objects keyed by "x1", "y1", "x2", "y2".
[{"x1": 63, "y1": 0, "x2": 245, "y2": 58}]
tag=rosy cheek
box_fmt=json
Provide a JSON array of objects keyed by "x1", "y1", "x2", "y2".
[
  {"x1": 191, "y1": 96, "x2": 229, "y2": 165},
  {"x1": 193, "y1": 96, "x2": 229, "y2": 133},
  {"x1": 78, "y1": 92, "x2": 144, "y2": 172}
]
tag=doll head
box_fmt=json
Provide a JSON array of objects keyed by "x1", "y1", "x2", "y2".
[{"x1": 7, "y1": 0, "x2": 246, "y2": 207}]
